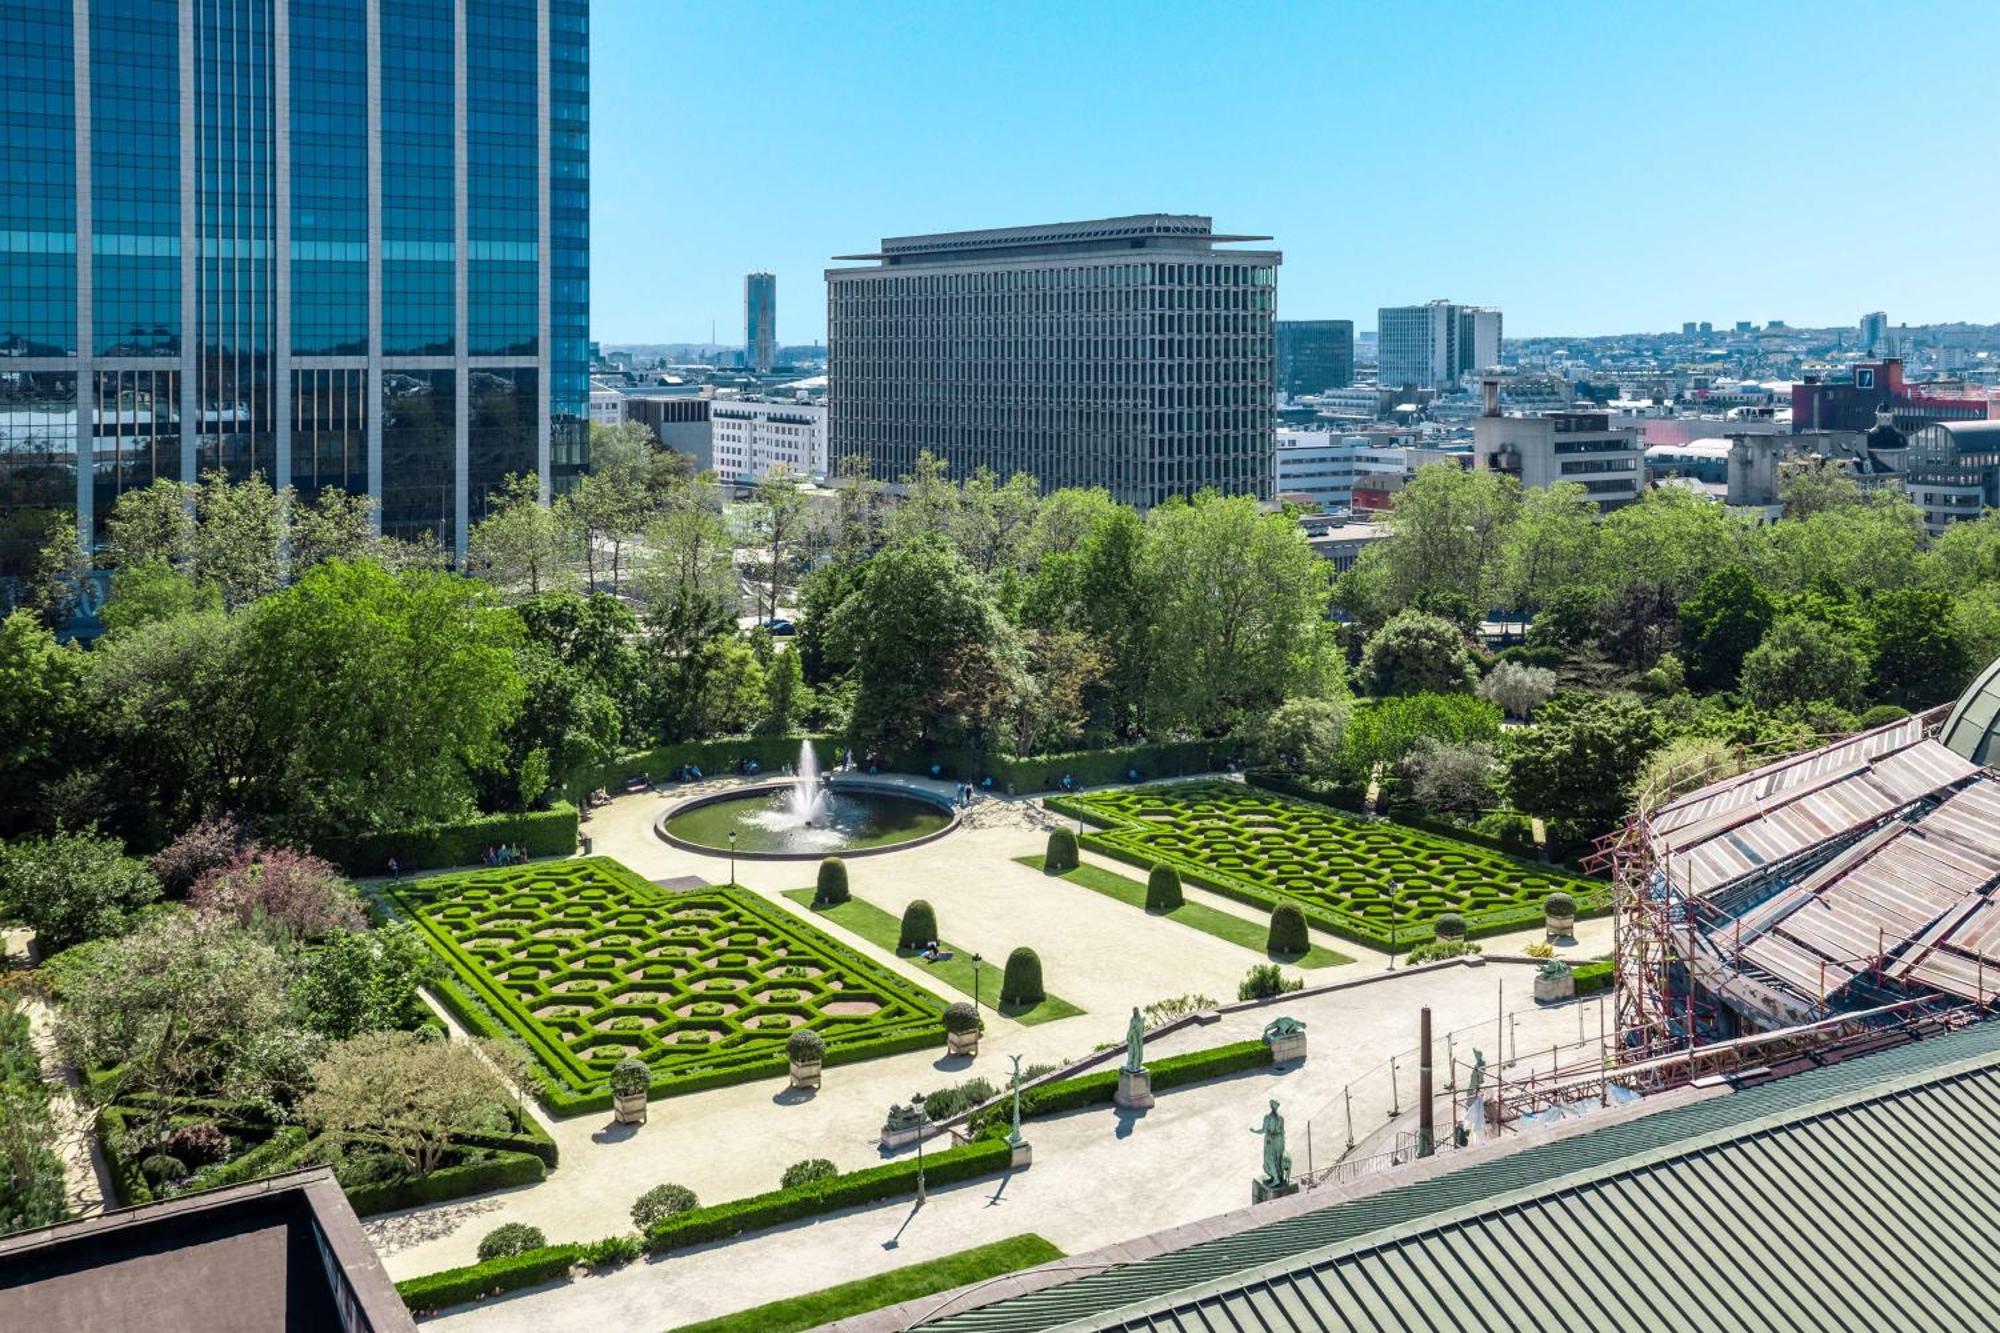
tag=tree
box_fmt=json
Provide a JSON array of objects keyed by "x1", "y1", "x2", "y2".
[
  {"x1": 898, "y1": 899, "x2": 938, "y2": 951},
  {"x1": 99, "y1": 561, "x2": 221, "y2": 635},
  {"x1": 1778, "y1": 458, "x2": 1863, "y2": 520},
  {"x1": 564, "y1": 470, "x2": 645, "y2": 594},
  {"x1": 1477, "y1": 661, "x2": 1556, "y2": 720},
  {"x1": 1502, "y1": 694, "x2": 1665, "y2": 831},
  {"x1": 189, "y1": 847, "x2": 365, "y2": 943},
  {"x1": 1739, "y1": 614, "x2": 1868, "y2": 710},
  {"x1": 1025, "y1": 487, "x2": 1119, "y2": 565},
  {"x1": 953, "y1": 468, "x2": 1040, "y2": 575},
  {"x1": 1593, "y1": 488, "x2": 1752, "y2": 665},
  {"x1": 0, "y1": 830, "x2": 161, "y2": 956},
  {"x1": 1360, "y1": 611, "x2": 1476, "y2": 697},
  {"x1": 1008, "y1": 629, "x2": 1108, "y2": 756},
  {"x1": 239, "y1": 560, "x2": 525, "y2": 837},
  {"x1": 191, "y1": 469, "x2": 284, "y2": 609},
  {"x1": 1146, "y1": 864, "x2": 1184, "y2": 913},
  {"x1": 1023, "y1": 504, "x2": 1153, "y2": 737},
  {"x1": 760, "y1": 647, "x2": 810, "y2": 734},
  {"x1": 1634, "y1": 735, "x2": 1745, "y2": 811},
  {"x1": 1400, "y1": 739, "x2": 1500, "y2": 815},
  {"x1": 745, "y1": 467, "x2": 810, "y2": 624},
  {"x1": 148, "y1": 814, "x2": 254, "y2": 899},
  {"x1": 103, "y1": 478, "x2": 197, "y2": 570},
  {"x1": 1248, "y1": 697, "x2": 1352, "y2": 776},
  {"x1": 1369, "y1": 463, "x2": 1518, "y2": 614},
  {"x1": 515, "y1": 590, "x2": 645, "y2": 729},
  {"x1": 1267, "y1": 904, "x2": 1309, "y2": 957},
  {"x1": 0, "y1": 1003, "x2": 69, "y2": 1233},
  {"x1": 290, "y1": 920, "x2": 438, "y2": 1041},
  {"x1": 0, "y1": 611, "x2": 84, "y2": 837},
  {"x1": 1867, "y1": 589, "x2": 1973, "y2": 707},
  {"x1": 1498, "y1": 482, "x2": 1600, "y2": 618},
  {"x1": 301, "y1": 1030, "x2": 512, "y2": 1179},
  {"x1": 1762, "y1": 495, "x2": 1923, "y2": 597},
  {"x1": 1345, "y1": 694, "x2": 1504, "y2": 774},
  {"x1": 289, "y1": 487, "x2": 380, "y2": 573},
  {"x1": 1000, "y1": 947, "x2": 1044, "y2": 1007},
  {"x1": 1678, "y1": 565, "x2": 1775, "y2": 691},
  {"x1": 27, "y1": 517, "x2": 93, "y2": 629},
  {"x1": 813, "y1": 857, "x2": 849, "y2": 907},
  {"x1": 467, "y1": 473, "x2": 574, "y2": 601},
  {"x1": 634, "y1": 503, "x2": 737, "y2": 740}
]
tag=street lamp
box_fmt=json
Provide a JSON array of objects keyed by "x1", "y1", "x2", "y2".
[
  {"x1": 972, "y1": 953, "x2": 984, "y2": 1014},
  {"x1": 912, "y1": 1092, "x2": 928, "y2": 1203},
  {"x1": 729, "y1": 830, "x2": 737, "y2": 886}
]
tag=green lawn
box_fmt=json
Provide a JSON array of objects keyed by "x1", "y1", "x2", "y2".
[
  {"x1": 664, "y1": 1234, "x2": 1065, "y2": 1333},
  {"x1": 781, "y1": 889, "x2": 1083, "y2": 1025},
  {"x1": 1017, "y1": 854, "x2": 1353, "y2": 969}
]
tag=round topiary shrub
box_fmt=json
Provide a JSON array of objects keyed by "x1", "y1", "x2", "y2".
[
  {"x1": 1267, "y1": 903, "x2": 1309, "y2": 957},
  {"x1": 898, "y1": 898, "x2": 938, "y2": 952},
  {"x1": 787, "y1": 1027, "x2": 825, "y2": 1066},
  {"x1": 610, "y1": 1056, "x2": 650, "y2": 1098},
  {"x1": 477, "y1": 1222, "x2": 548, "y2": 1262},
  {"x1": 1857, "y1": 703, "x2": 1911, "y2": 729},
  {"x1": 780, "y1": 1157, "x2": 838, "y2": 1190},
  {"x1": 814, "y1": 856, "x2": 850, "y2": 906},
  {"x1": 1146, "y1": 864, "x2": 1184, "y2": 913},
  {"x1": 1000, "y1": 947, "x2": 1044, "y2": 1007},
  {"x1": 1545, "y1": 891, "x2": 1576, "y2": 919},
  {"x1": 140, "y1": 1153, "x2": 187, "y2": 1189},
  {"x1": 1046, "y1": 827, "x2": 1079, "y2": 872},
  {"x1": 1434, "y1": 912, "x2": 1467, "y2": 941},
  {"x1": 942, "y1": 1000, "x2": 981, "y2": 1035},
  {"x1": 631, "y1": 1182, "x2": 700, "y2": 1231}
]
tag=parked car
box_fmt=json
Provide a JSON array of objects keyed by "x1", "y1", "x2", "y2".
[{"x1": 765, "y1": 617, "x2": 796, "y2": 636}]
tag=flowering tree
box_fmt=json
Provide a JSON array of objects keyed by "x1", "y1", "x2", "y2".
[
  {"x1": 190, "y1": 847, "x2": 365, "y2": 942},
  {"x1": 302, "y1": 1031, "x2": 512, "y2": 1178}
]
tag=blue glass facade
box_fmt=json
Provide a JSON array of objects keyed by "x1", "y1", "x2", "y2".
[{"x1": 0, "y1": 0, "x2": 585, "y2": 584}]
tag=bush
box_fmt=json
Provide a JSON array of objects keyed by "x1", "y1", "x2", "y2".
[
  {"x1": 139, "y1": 1153, "x2": 187, "y2": 1188},
  {"x1": 313, "y1": 803, "x2": 579, "y2": 876},
  {"x1": 1402, "y1": 938, "x2": 1478, "y2": 965},
  {"x1": 1000, "y1": 948, "x2": 1044, "y2": 1007},
  {"x1": 919, "y1": 1076, "x2": 996, "y2": 1121},
  {"x1": 1434, "y1": 912, "x2": 1467, "y2": 941},
  {"x1": 897, "y1": 899, "x2": 938, "y2": 951},
  {"x1": 343, "y1": 1151, "x2": 545, "y2": 1217},
  {"x1": 787, "y1": 1028, "x2": 825, "y2": 1065},
  {"x1": 1238, "y1": 963, "x2": 1303, "y2": 1001},
  {"x1": 578, "y1": 1234, "x2": 643, "y2": 1269},
  {"x1": 1857, "y1": 703, "x2": 1911, "y2": 729},
  {"x1": 1361, "y1": 611, "x2": 1477, "y2": 697},
  {"x1": 780, "y1": 1157, "x2": 839, "y2": 1190},
  {"x1": 1142, "y1": 993, "x2": 1218, "y2": 1025},
  {"x1": 336, "y1": 1150, "x2": 405, "y2": 1189},
  {"x1": 814, "y1": 857, "x2": 850, "y2": 906},
  {"x1": 149, "y1": 813, "x2": 253, "y2": 898},
  {"x1": 478, "y1": 1222, "x2": 549, "y2": 1262},
  {"x1": 610, "y1": 1057, "x2": 649, "y2": 1098},
  {"x1": 974, "y1": 1040, "x2": 1274, "y2": 1130},
  {"x1": 1478, "y1": 660, "x2": 1558, "y2": 720},
  {"x1": 1145, "y1": 864, "x2": 1184, "y2": 913},
  {"x1": 632, "y1": 1182, "x2": 700, "y2": 1230},
  {"x1": 395, "y1": 1245, "x2": 583, "y2": 1313},
  {"x1": 0, "y1": 829, "x2": 162, "y2": 956},
  {"x1": 1267, "y1": 903, "x2": 1309, "y2": 957},
  {"x1": 163, "y1": 1119, "x2": 232, "y2": 1168},
  {"x1": 1545, "y1": 891, "x2": 1576, "y2": 919},
  {"x1": 942, "y1": 1001, "x2": 982, "y2": 1035},
  {"x1": 1573, "y1": 960, "x2": 1613, "y2": 994},
  {"x1": 1045, "y1": 827, "x2": 1079, "y2": 872}
]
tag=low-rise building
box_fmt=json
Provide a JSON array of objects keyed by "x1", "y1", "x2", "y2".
[
  {"x1": 709, "y1": 396, "x2": 829, "y2": 485},
  {"x1": 588, "y1": 380, "x2": 625, "y2": 426},
  {"x1": 623, "y1": 394, "x2": 714, "y2": 472},
  {"x1": 1905, "y1": 420, "x2": 2000, "y2": 535},
  {"x1": 1473, "y1": 382, "x2": 1643, "y2": 510}
]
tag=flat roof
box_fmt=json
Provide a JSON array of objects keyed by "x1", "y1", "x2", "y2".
[{"x1": 833, "y1": 214, "x2": 1273, "y2": 262}]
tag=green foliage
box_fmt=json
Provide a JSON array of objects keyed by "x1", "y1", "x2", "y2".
[
  {"x1": 780, "y1": 1157, "x2": 838, "y2": 1190},
  {"x1": 0, "y1": 1003, "x2": 69, "y2": 1232},
  {"x1": 1401, "y1": 938, "x2": 1478, "y2": 964},
  {"x1": 1546, "y1": 892, "x2": 1576, "y2": 917},
  {"x1": 942, "y1": 1001, "x2": 982, "y2": 1036},
  {"x1": 1344, "y1": 694, "x2": 1504, "y2": 774},
  {"x1": 0, "y1": 611, "x2": 84, "y2": 839},
  {"x1": 1356, "y1": 463, "x2": 1518, "y2": 617},
  {"x1": 1741, "y1": 614, "x2": 1868, "y2": 710},
  {"x1": 786, "y1": 1028, "x2": 825, "y2": 1065},
  {"x1": 1361, "y1": 611, "x2": 1477, "y2": 696},
  {"x1": 578, "y1": 1234, "x2": 644, "y2": 1268},
  {"x1": 1237, "y1": 963, "x2": 1304, "y2": 1001},
  {"x1": 1267, "y1": 903, "x2": 1309, "y2": 956},
  {"x1": 1868, "y1": 588, "x2": 1973, "y2": 707},
  {"x1": 311, "y1": 804, "x2": 578, "y2": 875},
  {"x1": 0, "y1": 828, "x2": 162, "y2": 955},
  {"x1": 1145, "y1": 863, "x2": 1184, "y2": 913},
  {"x1": 610, "y1": 1057, "x2": 650, "y2": 1098},
  {"x1": 1478, "y1": 660, "x2": 1557, "y2": 720},
  {"x1": 919, "y1": 1075, "x2": 996, "y2": 1121},
  {"x1": 813, "y1": 856, "x2": 849, "y2": 907},
  {"x1": 1045, "y1": 827, "x2": 1079, "y2": 872},
  {"x1": 478, "y1": 1222, "x2": 549, "y2": 1262},
  {"x1": 1678, "y1": 565, "x2": 1775, "y2": 690},
  {"x1": 1435, "y1": 912, "x2": 1467, "y2": 940},
  {"x1": 632, "y1": 1182, "x2": 700, "y2": 1230},
  {"x1": 1399, "y1": 738, "x2": 1500, "y2": 815},
  {"x1": 292, "y1": 919, "x2": 439, "y2": 1040},
  {"x1": 395, "y1": 1244, "x2": 584, "y2": 1313},
  {"x1": 982, "y1": 1040, "x2": 1274, "y2": 1129},
  {"x1": 1572, "y1": 960, "x2": 1614, "y2": 994},
  {"x1": 99, "y1": 561, "x2": 223, "y2": 636},
  {"x1": 898, "y1": 899, "x2": 938, "y2": 951},
  {"x1": 1503, "y1": 694, "x2": 1666, "y2": 832},
  {"x1": 1000, "y1": 947, "x2": 1045, "y2": 1007},
  {"x1": 1857, "y1": 703, "x2": 1911, "y2": 729},
  {"x1": 1248, "y1": 696, "x2": 1352, "y2": 777}
]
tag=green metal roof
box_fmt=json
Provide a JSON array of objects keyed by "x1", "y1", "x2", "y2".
[
  {"x1": 1938, "y1": 654, "x2": 2000, "y2": 767},
  {"x1": 924, "y1": 1023, "x2": 2000, "y2": 1332}
]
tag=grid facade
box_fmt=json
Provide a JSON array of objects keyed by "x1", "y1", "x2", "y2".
[
  {"x1": 0, "y1": 0, "x2": 586, "y2": 584},
  {"x1": 1275, "y1": 319, "x2": 1353, "y2": 396},
  {"x1": 826, "y1": 214, "x2": 1278, "y2": 508},
  {"x1": 744, "y1": 270, "x2": 775, "y2": 372}
]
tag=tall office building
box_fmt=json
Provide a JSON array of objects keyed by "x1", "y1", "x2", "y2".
[
  {"x1": 826, "y1": 214, "x2": 1279, "y2": 506},
  {"x1": 1376, "y1": 300, "x2": 1501, "y2": 391},
  {"x1": 1860, "y1": 311, "x2": 1889, "y2": 355},
  {"x1": 0, "y1": 0, "x2": 588, "y2": 583},
  {"x1": 1275, "y1": 320, "x2": 1354, "y2": 396},
  {"x1": 744, "y1": 271, "x2": 776, "y2": 372}
]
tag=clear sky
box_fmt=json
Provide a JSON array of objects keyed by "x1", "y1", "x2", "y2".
[{"x1": 589, "y1": 0, "x2": 2000, "y2": 345}]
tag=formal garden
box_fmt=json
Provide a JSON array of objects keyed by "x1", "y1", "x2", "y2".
[
  {"x1": 1049, "y1": 781, "x2": 1604, "y2": 949},
  {"x1": 392, "y1": 857, "x2": 948, "y2": 1113}
]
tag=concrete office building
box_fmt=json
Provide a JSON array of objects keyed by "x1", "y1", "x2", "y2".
[
  {"x1": 0, "y1": 0, "x2": 588, "y2": 581},
  {"x1": 745, "y1": 271, "x2": 776, "y2": 372},
  {"x1": 710, "y1": 396, "x2": 827, "y2": 485},
  {"x1": 826, "y1": 214, "x2": 1279, "y2": 506},
  {"x1": 623, "y1": 393, "x2": 712, "y2": 472},
  {"x1": 1905, "y1": 420, "x2": 2000, "y2": 536},
  {"x1": 1474, "y1": 381, "x2": 1643, "y2": 510},
  {"x1": 1377, "y1": 300, "x2": 1502, "y2": 391},
  {"x1": 1276, "y1": 319, "x2": 1354, "y2": 396}
]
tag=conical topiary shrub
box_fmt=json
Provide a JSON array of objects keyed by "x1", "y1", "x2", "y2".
[
  {"x1": 898, "y1": 898, "x2": 938, "y2": 952},
  {"x1": 1145, "y1": 864, "x2": 1184, "y2": 913},
  {"x1": 1000, "y1": 947, "x2": 1044, "y2": 1007},
  {"x1": 1046, "y1": 827, "x2": 1079, "y2": 872},
  {"x1": 814, "y1": 856, "x2": 850, "y2": 907},
  {"x1": 1267, "y1": 902, "x2": 1309, "y2": 958}
]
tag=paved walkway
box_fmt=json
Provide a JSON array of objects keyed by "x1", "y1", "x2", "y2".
[{"x1": 7, "y1": 925, "x2": 114, "y2": 1220}]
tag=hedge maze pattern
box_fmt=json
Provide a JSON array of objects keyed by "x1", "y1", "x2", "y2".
[
  {"x1": 1062, "y1": 782, "x2": 1603, "y2": 946},
  {"x1": 394, "y1": 858, "x2": 943, "y2": 1101}
]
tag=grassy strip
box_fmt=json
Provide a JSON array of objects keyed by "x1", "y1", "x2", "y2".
[
  {"x1": 1015, "y1": 854, "x2": 1352, "y2": 969},
  {"x1": 780, "y1": 890, "x2": 1084, "y2": 1025},
  {"x1": 664, "y1": 1234, "x2": 1066, "y2": 1333}
]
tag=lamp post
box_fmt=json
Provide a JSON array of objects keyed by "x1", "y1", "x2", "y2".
[
  {"x1": 972, "y1": 953, "x2": 983, "y2": 1015},
  {"x1": 912, "y1": 1092, "x2": 928, "y2": 1203},
  {"x1": 729, "y1": 830, "x2": 737, "y2": 886}
]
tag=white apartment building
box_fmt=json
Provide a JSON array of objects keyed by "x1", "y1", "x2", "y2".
[
  {"x1": 1378, "y1": 300, "x2": 1503, "y2": 390},
  {"x1": 1472, "y1": 382, "x2": 1644, "y2": 511},
  {"x1": 709, "y1": 396, "x2": 829, "y2": 484},
  {"x1": 588, "y1": 381, "x2": 625, "y2": 427},
  {"x1": 1275, "y1": 431, "x2": 1452, "y2": 511}
]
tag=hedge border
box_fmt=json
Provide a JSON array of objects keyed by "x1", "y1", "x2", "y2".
[
  {"x1": 396, "y1": 1243, "x2": 584, "y2": 1313},
  {"x1": 392, "y1": 857, "x2": 947, "y2": 1116},
  {"x1": 315, "y1": 803, "x2": 579, "y2": 876}
]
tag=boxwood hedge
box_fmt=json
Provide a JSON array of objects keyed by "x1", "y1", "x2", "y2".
[{"x1": 396, "y1": 1244, "x2": 584, "y2": 1313}]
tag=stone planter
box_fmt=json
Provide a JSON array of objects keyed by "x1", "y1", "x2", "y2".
[
  {"x1": 1266, "y1": 1031, "x2": 1308, "y2": 1066},
  {"x1": 946, "y1": 1028, "x2": 981, "y2": 1057},
  {"x1": 612, "y1": 1089, "x2": 649, "y2": 1125},
  {"x1": 1545, "y1": 910, "x2": 1575, "y2": 942},
  {"x1": 880, "y1": 1114, "x2": 924, "y2": 1150},
  {"x1": 1534, "y1": 970, "x2": 1575, "y2": 1004},
  {"x1": 789, "y1": 1058, "x2": 822, "y2": 1091}
]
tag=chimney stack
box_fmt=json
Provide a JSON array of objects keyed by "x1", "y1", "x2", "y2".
[{"x1": 1481, "y1": 379, "x2": 1501, "y2": 417}]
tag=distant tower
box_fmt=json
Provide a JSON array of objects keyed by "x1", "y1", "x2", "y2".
[
  {"x1": 1860, "y1": 311, "x2": 1889, "y2": 355},
  {"x1": 745, "y1": 272, "x2": 778, "y2": 372}
]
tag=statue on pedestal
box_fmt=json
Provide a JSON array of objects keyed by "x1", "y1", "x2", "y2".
[
  {"x1": 1253, "y1": 1098, "x2": 1291, "y2": 1187},
  {"x1": 1123, "y1": 1006, "x2": 1146, "y2": 1074}
]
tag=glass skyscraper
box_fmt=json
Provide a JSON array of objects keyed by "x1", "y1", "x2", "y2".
[
  {"x1": 744, "y1": 270, "x2": 775, "y2": 373},
  {"x1": 0, "y1": 0, "x2": 588, "y2": 586}
]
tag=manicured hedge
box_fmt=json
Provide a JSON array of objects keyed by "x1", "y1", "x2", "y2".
[
  {"x1": 315, "y1": 803, "x2": 579, "y2": 875},
  {"x1": 345, "y1": 1150, "x2": 545, "y2": 1216},
  {"x1": 569, "y1": 735, "x2": 839, "y2": 804},
  {"x1": 644, "y1": 1137, "x2": 1014, "y2": 1253},
  {"x1": 396, "y1": 1244, "x2": 584, "y2": 1313},
  {"x1": 973, "y1": 1040, "x2": 1273, "y2": 1128},
  {"x1": 1573, "y1": 960, "x2": 1613, "y2": 994},
  {"x1": 879, "y1": 740, "x2": 1227, "y2": 793}
]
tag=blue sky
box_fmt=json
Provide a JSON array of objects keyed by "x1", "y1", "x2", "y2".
[{"x1": 590, "y1": 0, "x2": 2000, "y2": 345}]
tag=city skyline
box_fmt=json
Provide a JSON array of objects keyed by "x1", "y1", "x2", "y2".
[{"x1": 590, "y1": 0, "x2": 2000, "y2": 346}]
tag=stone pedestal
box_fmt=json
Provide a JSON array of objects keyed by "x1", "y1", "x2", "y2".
[
  {"x1": 1114, "y1": 1067, "x2": 1154, "y2": 1109},
  {"x1": 1533, "y1": 972, "x2": 1575, "y2": 1004},
  {"x1": 1009, "y1": 1139, "x2": 1033, "y2": 1169},
  {"x1": 612, "y1": 1090, "x2": 649, "y2": 1125},
  {"x1": 1546, "y1": 912, "x2": 1575, "y2": 942},
  {"x1": 1266, "y1": 1032, "x2": 1308, "y2": 1066},
  {"x1": 1251, "y1": 1177, "x2": 1300, "y2": 1204},
  {"x1": 789, "y1": 1059, "x2": 822, "y2": 1091},
  {"x1": 879, "y1": 1120, "x2": 924, "y2": 1150},
  {"x1": 946, "y1": 1029, "x2": 980, "y2": 1057}
]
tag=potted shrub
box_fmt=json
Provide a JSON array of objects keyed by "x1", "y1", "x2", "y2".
[
  {"x1": 1000, "y1": 947, "x2": 1044, "y2": 1008},
  {"x1": 1145, "y1": 864, "x2": 1184, "y2": 913},
  {"x1": 943, "y1": 1000, "x2": 982, "y2": 1056},
  {"x1": 814, "y1": 856, "x2": 849, "y2": 907},
  {"x1": 610, "y1": 1057, "x2": 651, "y2": 1125},
  {"x1": 1545, "y1": 891, "x2": 1576, "y2": 942},
  {"x1": 787, "y1": 1027, "x2": 825, "y2": 1090},
  {"x1": 1046, "y1": 827, "x2": 1079, "y2": 872}
]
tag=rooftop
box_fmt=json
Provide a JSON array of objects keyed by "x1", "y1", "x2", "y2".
[{"x1": 831, "y1": 214, "x2": 1274, "y2": 265}]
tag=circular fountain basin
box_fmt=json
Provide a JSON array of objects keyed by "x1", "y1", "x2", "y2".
[{"x1": 656, "y1": 780, "x2": 959, "y2": 860}]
